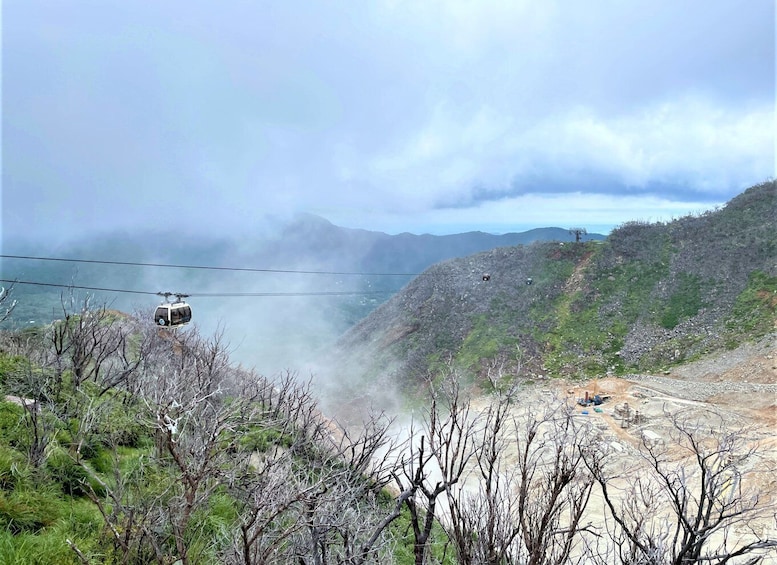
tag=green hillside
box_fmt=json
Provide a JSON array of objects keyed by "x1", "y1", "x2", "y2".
[{"x1": 324, "y1": 180, "x2": 777, "y2": 390}]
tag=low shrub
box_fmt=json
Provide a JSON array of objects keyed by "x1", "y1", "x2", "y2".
[
  {"x1": 0, "y1": 486, "x2": 61, "y2": 534},
  {"x1": 0, "y1": 401, "x2": 27, "y2": 448},
  {"x1": 45, "y1": 450, "x2": 103, "y2": 498},
  {"x1": 0, "y1": 446, "x2": 29, "y2": 491}
]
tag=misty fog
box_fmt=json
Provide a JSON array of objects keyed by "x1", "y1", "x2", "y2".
[{"x1": 0, "y1": 224, "x2": 411, "y2": 381}]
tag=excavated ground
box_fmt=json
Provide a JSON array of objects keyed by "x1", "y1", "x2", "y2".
[
  {"x1": 532, "y1": 333, "x2": 777, "y2": 553},
  {"x1": 562, "y1": 333, "x2": 776, "y2": 451}
]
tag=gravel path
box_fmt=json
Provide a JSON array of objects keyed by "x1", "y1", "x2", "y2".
[
  {"x1": 624, "y1": 373, "x2": 777, "y2": 402},
  {"x1": 622, "y1": 334, "x2": 777, "y2": 403}
]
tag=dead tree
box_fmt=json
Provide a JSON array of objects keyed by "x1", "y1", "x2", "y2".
[
  {"x1": 144, "y1": 335, "x2": 250, "y2": 565},
  {"x1": 2, "y1": 296, "x2": 140, "y2": 467},
  {"x1": 453, "y1": 397, "x2": 597, "y2": 565},
  {"x1": 17, "y1": 369, "x2": 52, "y2": 469},
  {"x1": 82, "y1": 450, "x2": 171, "y2": 564},
  {"x1": 513, "y1": 401, "x2": 597, "y2": 565},
  {"x1": 585, "y1": 408, "x2": 777, "y2": 564},
  {"x1": 221, "y1": 371, "x2": 408, "y2": 565},
  {"x1": 393, "y1": 431, "x2": 451, "y2": 565},
  {"x1": 69, "y1": 321, "x2": 250, "y2": 565},
  {"x1": 52, "y1": 294, "x2": 127, "y2": 390},
  {"x1": 2, "y1": 324, "x2": 70, "y2": 468},
  {"x1": 292, "y1": 413, "x2": 406, "y2": 565},
  {"x1": 392, "y1": 373, "x2": 479, "y2": 565},
  {"x1": 444, "y1": 357, "x2": 527, "y2": 564},
  {"x1": 0, "y1": 284, "x2": 16, "y2": 323},
  {"x1": 430, "y1": 365, "x2": 601, "y2": 565},
  {"x1": 29, "y1": 303, "x2": 145, "y2": 406},
  {"x1": 445, "y1": 386, "x2": 517, "y2": 564}
]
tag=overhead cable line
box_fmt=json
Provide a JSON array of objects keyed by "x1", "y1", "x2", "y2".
[
  {"x1": 0, "y1": 279, "x2": 397, "y2": 298},
  {"x1": 0, "y1": 254, "x2": 421, "y2": 277},
  {"x1": 0, "y1": 279, "x2": 157, "y2": 296}
]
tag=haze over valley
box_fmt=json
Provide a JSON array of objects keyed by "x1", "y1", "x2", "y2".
[{"x1": 1, "y1": 216, "x2": 605, "y2": 374}]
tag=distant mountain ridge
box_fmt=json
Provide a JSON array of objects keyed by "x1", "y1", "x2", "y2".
[
  {"x1": 5, "y1": 215, "x2": 604, "y2": 275},
  {"x1": 1, "y1": 218, "x2": 604, "y2": 372},
  {"x1": 318, "y1": 181, "x2": 777, "y2": 399},
  {"x1": 258, "y1": 213, "x2": 605, "y2": 274}
]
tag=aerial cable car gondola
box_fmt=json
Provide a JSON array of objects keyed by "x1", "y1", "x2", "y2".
[{"x1": 154, "y1": 292, "x2": 192, "y2": 327}]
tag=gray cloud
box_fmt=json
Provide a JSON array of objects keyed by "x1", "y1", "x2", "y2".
[{"x1": 3, "y1": 0, "x2": 773, "y2": 241}]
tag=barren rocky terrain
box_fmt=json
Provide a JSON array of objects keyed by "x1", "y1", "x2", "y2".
[
  {"x1": 565, "y1": 332, "x2": 777, "y2": 446},
  {"x1": 511, "y1": 332, "x2": 777, "y2": 555}
]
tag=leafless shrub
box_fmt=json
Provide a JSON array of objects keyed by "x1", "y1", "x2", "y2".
[
  {"x1": 585, "y1": 407, "x2": 777, "y2": 564},
  {"x1": 0, "y1": 285, "x2": 16, "y2": 323}
]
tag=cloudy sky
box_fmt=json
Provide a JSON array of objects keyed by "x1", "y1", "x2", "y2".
[{"x1": 3, "y1": 1, "x2": 775, "y2": 241}]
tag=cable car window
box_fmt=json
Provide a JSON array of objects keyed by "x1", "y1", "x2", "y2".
[{"x1": 155, "y1": 306, "x2": 169, "y2": 326}]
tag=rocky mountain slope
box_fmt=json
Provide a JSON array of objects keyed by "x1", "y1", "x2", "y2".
[{"x1": 320, "y1": 181, "x2": 776, "y2": 397}]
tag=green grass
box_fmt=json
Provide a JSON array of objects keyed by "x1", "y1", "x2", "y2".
[
  {"x1": 390, "y1": 506, "x2": 455, "y2": 565},
  {"x1": 0, "y1": 482, "x2": 103, "y2": 563},
  {"x1": 0, "y1": 529, "x2": 80, "y2": 565},
  {"x1": 237, "y1": 424, "x2": 294, "y2": 453},
  {"x1": 529, "y1": 242, "x2": 670, "y2": 377},
  {"x1": 185, "y1": 491, "x2": 241, "y2": 563},
  {"x1": 724, "y1": 271, "x2": 777, "y2": 345},
  {"x1": 659, "y1": 273, "x2": 705, "y2": 329},
  {"x1": 0, "y1": 403, "x2": 27, "y2": 450},
  {"x1": 0, "y1": 355, "x2": 35, "y2": 388},
  {"x1": 456, "y1": 315, "x2": 519, "y2": 374}
]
